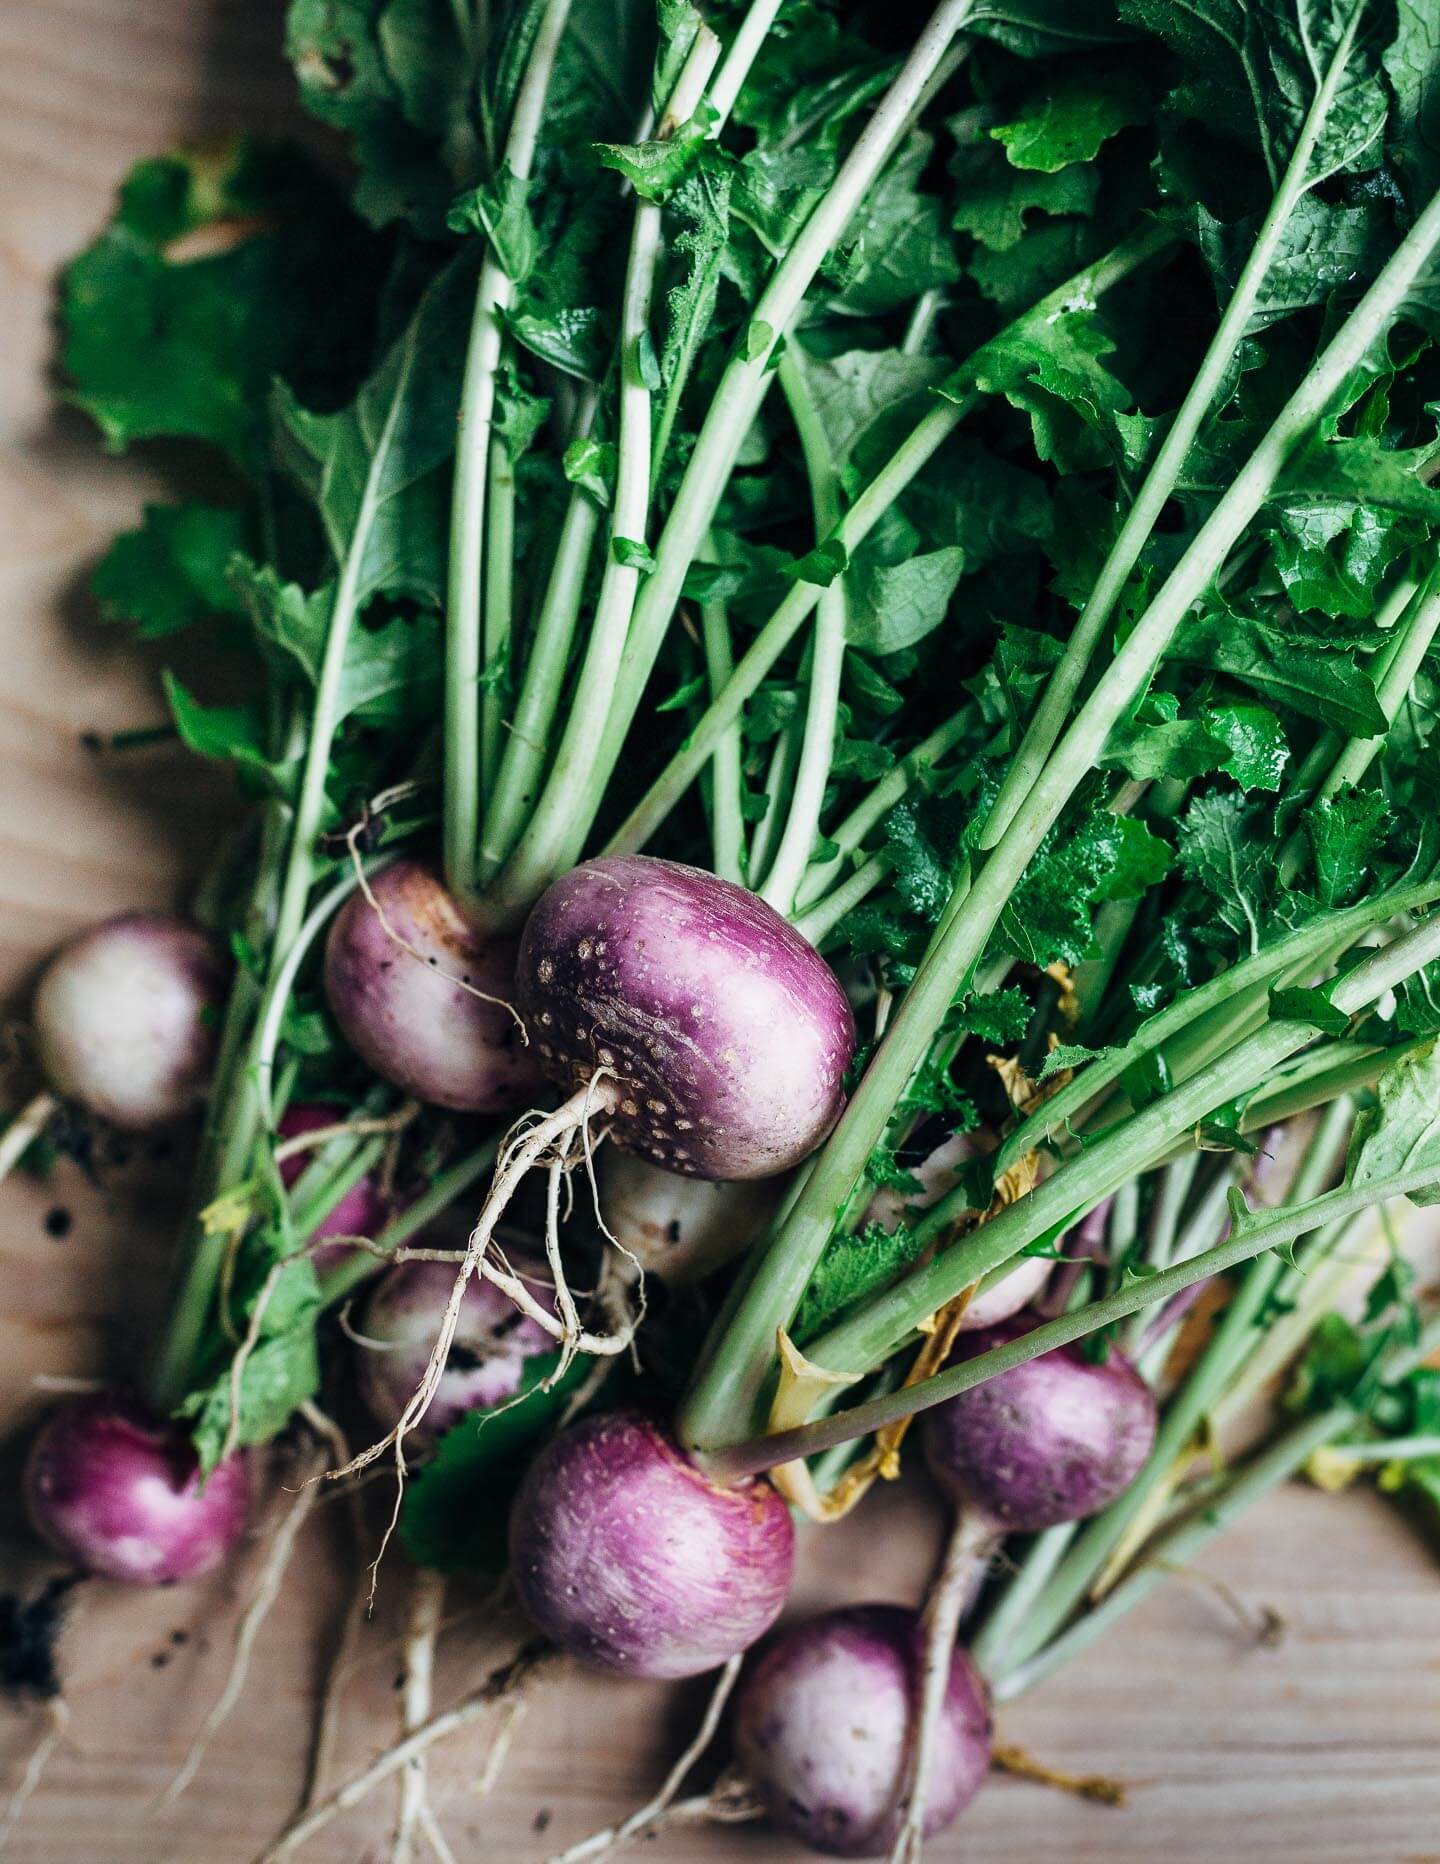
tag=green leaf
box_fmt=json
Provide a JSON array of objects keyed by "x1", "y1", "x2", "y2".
[
  {"x1": 507, "y1": 302, "x2": 610, "y2": 380},
  {"x1": 1206, "y1": 702, "x2": 1290, "y2": 791},
  {"x1": 180, "y1": 1324, "x2": 320, "y2": 1474},
  {"x1": 789, "y1": 537, "x2": 850, "y2": 588},
  {"x1": 793, "y1": 1221, "x2": 928, "y2": 1346},
  {"x1": 831, "y1": 132, "x2": 963, "y2": 317},
  {"x1": 795, "y1": 348, "x2": 949, "y2": 474},
  {"x1": 960, "y1": 302, "x2": 1131, "y2": 473},
  {"x1": 660, "y1": 162, "x2": 732, "y2": 394},
  {"x1": 1037, "y1": 1041, "x2": 1102, "y2": 1083},
  {"x1": 1269, "y1": 981, "x2": 1349, "y2": 1037},
  {"x1": 593, "y1": 106, "x2": 716, "y2": 202},
  {"x1": 273, "y1": 249, "x2": 477, "y2": 607},
  {"x1": 1346, "y1": 1040, "x2": 1440, "y2": 1206},
  {"x1": 612, "y1": 536, "x2": 657, "y2": 573},
  {"x1": 91, "y1": 504, "x2": 248, "y2": 639},
  {"x1": 162, "y1": 672, "x2": 293, "y2": 796},
  {"x1": 563, "y1": 434, "x2": 617, "y2": 506},
  {"x1": 955, "y1": 987, "x2": 1034, "y2": 1044},
  {"x1": 1170, "y1": 607, "x2": 1388, "y2": 737},
  {"x1": 1305, "y1": 788, "x2": 1393, "y2": 908},
  {"x1": 846, "y1": 548, "x2": 965, "y2": 655},
  {"x1": 1176, "y1": 790, "x2": 1274, "y2": 954},
  {"x1": 746, "y1": 318, "x2": 775, "y2": 363},
  {"x1": 1384, "y1": 0, "x2": 1440, "y2": 199},
  {"x1": 399, "y1": 1355, "x2": 591, "y2": 1572},
  {"x1": 447, "y1": 164, "x2": 537, "y2": 279},
  {"x1": 990, "y1": 63, "x2": 1148, "y2": 173},
  {"x1": 950, "y1": 137, "x2": 1099, "y2": 251}
]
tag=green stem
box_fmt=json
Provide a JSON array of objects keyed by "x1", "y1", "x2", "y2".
[
  {"x1": 444, "y1": 0, "x2": 575, "y2": 902},
  {"x1": 480, "y1": 436, "x2": 516, "y2": 796},
  {"x1": 791, "y1": 853, "x2": 889, "y2": 947},
  {"x1": 702, "y1": 1167, "x2": 1440, "y2": 1482},
  {"x1": 689, "y1": 905, "x2": 1440, "y2": 1455},
  {"x1": 477, "y1": 390, "x2": 601, "y2": 882},
  {"x1": 758, "y1": 348, "x2": 848, "y2": 916},
  {"x1": 605, "y1": 231, "x2": 1170, "y2": 867},
  {"x1": 476, "y1": 27, "x2": 722, "y2": 925},
  {"x1": 978, "y1": 0, "x2": 1370, "y2": 852},
  {"x1": 314, "y1": 1134, "x2": 503, "y2": 1310},
  {"x1": 968, "y1": 1523, "x2": 1077, "y2": 1676},
  {"x1": 700, "y1": 583, "x2": 745, "y2": 884},
  {"x1": 996, "y1": 1096, "x2": 1354, "y2": 1670},
  {"x1": 748, "y1": 724, "x2": 803, "y2": 887},
  {"x1": 493, "y1": 1, "x2": 981, "y2": 906},
  {"x1": 793, "y1": 709, "x2": 971, "y2": 911}
]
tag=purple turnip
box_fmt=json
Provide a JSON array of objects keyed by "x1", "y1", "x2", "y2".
[
  {"x1": 354, "y1": 1256, "x2": 554, "y2": 1441},
  {"x1": 864, "y1": 1131, "x2": 1050, "y2": 1330},
  {"x1": 602, "y1": 1149, "x2": 783, "y2": 1286},
  {"x1": 31, "y1": 913, "x2": 222, "y2": 1130},
  {"x1": 508, "y1": 1409, "x2": 794, "y2": 1679},
  {"x1": 24, "y1": 1394, "x2": 249, "y2": 1586},
  {"x1": 733, "y1": 1605, "x2": 992, "y2": 1857},
  {"x1": 923, "y1": 1316, "x2": 1157, "y2": 1533},
  {"x1": 277, "y1": 1100, "x2": 388, "y2": 1272},
  {"x1": 516, "y1": 856, "x2": 855, "y2": 1181},
  {"x1": 323, "y1": 860, "x2": 544, "y2": 1113}
]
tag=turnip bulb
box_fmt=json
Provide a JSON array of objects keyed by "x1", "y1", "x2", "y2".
[
  {"x1": 508, "y1": 1409, "x2": 794, "y2": 1678},
  {"x1": 864, "y1": 1130, "x2": 1050, "y2": 1329},
  {"x1": 324, "y1": 861, "x2": 545, "y2": 1113},
  {"x1": 277, "y1": 1100, "x2": 387, "y2": 1272},
  {"x1": 24, "y1": 1394, "x2": 249, "y2": 1586},
  {"x1": 354, "y1": 1256, "x2": 554, "y2": 1442},
  {"x1": 516, "y1": 856, "x2": 855, "y2": 1180},
  {"x1": 31, "y1": 913, "x2": 222, "y2": 1130},
  {"x1": 734, "y1": 1605, "x2": 992, "y2": 1857},
  {"x1": 601, "y1": 1148, "x2": 782, "y2": 1286},
  {"x1": 924, "y1": 1317, "x2": 1157, "y2": 1531}
]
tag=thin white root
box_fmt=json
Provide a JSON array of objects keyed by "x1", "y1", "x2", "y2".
[
  {"x1": 272, "y1": 1102, "x2": 419, "y2": 1168},
  {"x1": 888, "y1": 1510, "x2": 1001, "y2": 1864},
  {"x1": 547, "y1": 1656, "x2": 745, "y2": 1864},
  {"x1": 323, "y1": 1084, "x2": 637, "y2": 1604},
  {"x1": 418, "y1": 1800, "x2": 459, "y2": 1864},
  {"x1": 0, "y1": 1697, "x2": 70, "y2": 1854},
  {"x1": 0, "y1": 1090, "x2": 58, "y2": 1185},
  {"x1": 255, "y1": 1641, "x2": 554, "y2": 1863},
  {"x1": 160, "y1": 1443, "x2": 328, "y2": 1808},
  {"x1": 298, "y1": 1406, "x2": 367, "y2": 1810},
  {"x1": 392, "y1": 1568, "x2": 447, "y2": 1864},
  {"x1": 543, "y1": 1156, "x2": 583, "y2": 1384},
  {"x1": 469, "y1": 1688, "x2": 529, "y2": 1801}
]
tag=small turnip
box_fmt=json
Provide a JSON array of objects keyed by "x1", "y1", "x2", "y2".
[
  {"x1": 31, "y1": 914, "x2": 222, "y2": 1130},
  {"x1": 323, "y1": 861, "x2": 544, "y2": 1113},
  {"x1": 733, "y1": 1604, "x2": 991, "y2": 1857},
  {"x1": 24, "y1": 1394, "x2": 249, "y2": 1586},
  {"x1": 508, "y1": 1408, "x2": 794, "y2": 1678},
  {"x1": 602, "y1": 1149, "x2": 782, "y2": 1286}
]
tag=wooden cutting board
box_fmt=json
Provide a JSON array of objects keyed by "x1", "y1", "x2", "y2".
[{"x1": 3, "y1": 4, "x2": 1440, "y2": 1858}]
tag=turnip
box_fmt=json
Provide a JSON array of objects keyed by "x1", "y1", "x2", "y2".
[
  {"x1": 323, "y1": 860, "x2": 544, "y2": 1113},
  {"x1": 516, "y1": 855, "x2": 854, "y2": 1181},
  {"x1": 354, "y1": 1257, "x2": 554, "y2": 1442},
  {"x1": 733, "y1": 1605, "x2": 991, "y2": 1858},
  {"x1": 508, "y1": 1409, "x2": 794, "y2": 1679},
  {"x1": 277, "y1": 1100, "x2": 388, "y2": 1271},
  {"x1": 602, "y1": 1149, "x2": 782, "y2": 1286},
  {"x1": 23, "y1": 1394, "x2": 249, "y2": 1586},
  {"x1": 27, "y1": 913, "x2": 221, "y2": 1133},
  {"x1": 923, "y1": 1317, "x2": 1157, "y2": 1533}
]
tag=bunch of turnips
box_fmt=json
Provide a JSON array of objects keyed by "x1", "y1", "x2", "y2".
[{"x1": 8, "y1": 0, "x2": 1440, "y2": 1857}]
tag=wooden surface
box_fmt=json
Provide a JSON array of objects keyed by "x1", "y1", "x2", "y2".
[{"x1": 3, "y1": 5, "x2": 1440, "y2": 1859}]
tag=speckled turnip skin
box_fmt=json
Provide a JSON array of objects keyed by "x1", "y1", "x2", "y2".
[
  {"x1": 734, "y1": 1605, "x2": 991, "y2": 1857},
  {"x1": 602, "y1": 1148, "x2": 782, "y2": 1285},
  {"x1": 24, "y1": 1395, "x2": 250, "y2": 1586},
  {"x1": 324, "y1": 861, "x2": 544, "y2": 1113},
  {"x1": 864, "y1": 1131, "x2": 1049, "y2": 1330},
  {"x1": 356, "y1": 1257, "x2": 554, "y2": 1441},
  {"x1": 516, "y1": 857, "x2": 855, "y2": 1180},
  {"x1": 277, "y1": 1101, "x2": 388, "y2": 1273},
  {"x1": 33, "y1": 914, "x2": 222, "y2": 1130},
  {"x1": 508, "y1": 1409, "x2": 794, "y2": 1678},
  {"x1": 924, "y1": 1319, "x2": 1157, "y2": 1532}
]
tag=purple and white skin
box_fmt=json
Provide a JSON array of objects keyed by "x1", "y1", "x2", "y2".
[
  {"x1": 516, "y1": 856, "x2": 855, "y2": 1180},
  {"x1": 508, "y1": 1408, "x2": 794, "y2": 1679},
  {"x1": 923, "y1": 1316, "x2": 1158, "y2": 1535},
  {"x1": 601, "y1": 1148, "x2": 783, "y2": 1286},
  {"x1": 324, "y1": 860, "x2": 545, "y2": 1113},
  {"x1": 24, "y1": 1394, "x2": 250, "y2": 1586},
  {"x1": 864, "y1": 1131, "x2": 1050, "y2": 1330},
  {"x1": 31, "y1": 913, "x2": 222, "y2": 1130},
  {"x1": 277, "y1": 1100, "x2": 389, "y2": 1274},
  {"x1": 354, "y1": 1256, "x2": 554, "y2": 1443},
  {"x1": 733, "y1": 1605, "x2": 992, "y2": 1858}
]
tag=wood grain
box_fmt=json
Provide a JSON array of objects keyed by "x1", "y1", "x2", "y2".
[{"x1": 3, "y1": 6, "x2": 1440, "y2": 1860}]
